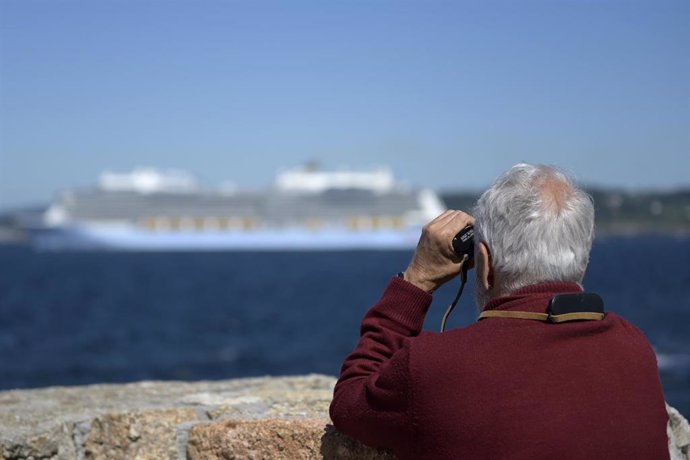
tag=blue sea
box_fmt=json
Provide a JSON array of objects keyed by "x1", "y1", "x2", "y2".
[{"x1": 0, "y1": 236, "x2": 689, "y2": 416}]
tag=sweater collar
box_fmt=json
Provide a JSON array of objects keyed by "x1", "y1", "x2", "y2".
[{"x1": 482, "y1": 281, "x2": 583, "y2": 314}]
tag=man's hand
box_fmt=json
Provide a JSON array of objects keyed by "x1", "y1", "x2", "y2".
[{"x1": 404, "y1": 210, "x2": 475, "y2": 293}]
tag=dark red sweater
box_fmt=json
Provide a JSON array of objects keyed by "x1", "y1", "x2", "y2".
[{"x1": 330, "y1": 277, "x2": 669, "y2": 459}]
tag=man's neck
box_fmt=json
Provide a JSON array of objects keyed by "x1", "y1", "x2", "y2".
[{"x1": 481, "y1": 281, "x2": 583, "y2": 314}]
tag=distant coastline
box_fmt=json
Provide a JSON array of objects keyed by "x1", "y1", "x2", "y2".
[{"x1": 441, "y1": 188, "x2": 690, "y2": 238}]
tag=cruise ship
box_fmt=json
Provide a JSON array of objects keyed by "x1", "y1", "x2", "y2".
[{"x1": 26, "y1": 165, "x2": 446, "y2": 251}]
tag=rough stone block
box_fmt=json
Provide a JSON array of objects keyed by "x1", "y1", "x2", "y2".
[
  {"x1": 187, "y1": 418, "x2": 392, "y2": 460},
  {"x1": 84, "y1": 408, "x2": 199, "y2": 460}
]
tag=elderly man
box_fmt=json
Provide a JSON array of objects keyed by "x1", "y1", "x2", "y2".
[{"x1": 330, "y1": 164, "x2": 669, "y2": 459}]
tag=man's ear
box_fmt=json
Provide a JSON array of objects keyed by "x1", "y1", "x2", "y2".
[{"x1": 476, "y1": 241, "x2": 493, "y2": 290}]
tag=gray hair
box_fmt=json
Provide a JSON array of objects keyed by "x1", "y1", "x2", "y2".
[{"x1": 473, "y1": 163, "x2": 595, "y2": 294}]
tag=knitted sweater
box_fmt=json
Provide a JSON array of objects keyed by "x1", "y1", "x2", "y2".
[{"x1": 330, "y1": 277, "x2": 669, "y2": 459}]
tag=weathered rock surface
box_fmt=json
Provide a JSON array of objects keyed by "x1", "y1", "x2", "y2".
[
  {"x1": 0, "y1": 374, "x2": 687, "y2": 459},
  {"x1": 0, "y1": 374, "x2": 387, "y2": 460},
  {"x1": 187, "y1": 420, "x2": 393, "y2": 460}
]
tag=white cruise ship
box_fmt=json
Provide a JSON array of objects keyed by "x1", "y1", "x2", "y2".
[{"x1": 27, "y1": 165, "x2": 446, "y2": 251}]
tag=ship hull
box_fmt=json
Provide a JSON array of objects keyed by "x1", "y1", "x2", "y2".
[{"x1": 27, "y1": 225, "x2": 422, "y2": 251}]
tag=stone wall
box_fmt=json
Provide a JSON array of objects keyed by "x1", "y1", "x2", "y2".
[{"x1": 0, "y1": 374, "x2": 687, "y2": 459}]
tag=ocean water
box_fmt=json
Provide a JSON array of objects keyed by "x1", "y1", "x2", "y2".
[{"x1": 0, "y1": 236, "x2": 688, "y2": 416}]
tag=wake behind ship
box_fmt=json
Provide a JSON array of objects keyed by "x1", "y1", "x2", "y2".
[{"x1": 27, "y1": 165, "x2": 446, "y2": 251}]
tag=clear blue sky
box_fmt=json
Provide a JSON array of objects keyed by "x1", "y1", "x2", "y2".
[{"x1": 0, "y1": 0, "x2": 688, "y2": 209}]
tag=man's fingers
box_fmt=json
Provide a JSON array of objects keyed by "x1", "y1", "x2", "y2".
[
  {"x1": 428, "y1": 210, "x2": 455, "y2": 226},
  {"x1": 429, "y1": 210, "x2": 466, "y2": 228},
  {"x1": 423, "y1": 211, "x2": 474, "y2": 255},
  {"x1": 438, "y1": 210, "x2": 474, "y2": 234}
]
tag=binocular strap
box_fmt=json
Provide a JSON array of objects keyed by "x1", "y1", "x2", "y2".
[{"x1": 478, "y1": 310, "x2": 604, "y2": 323}]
